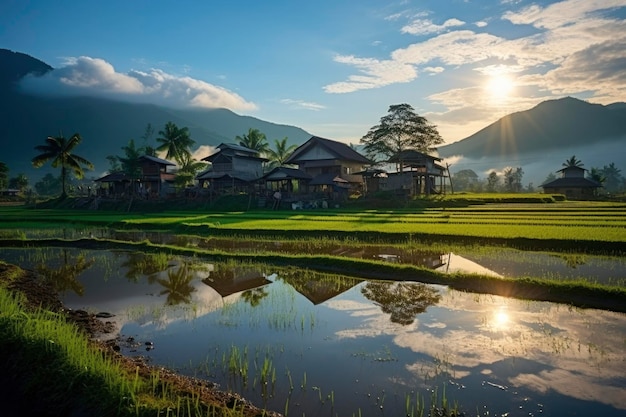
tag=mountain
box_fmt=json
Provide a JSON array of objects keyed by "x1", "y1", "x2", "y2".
[
  {"x1": 437, "y1": 97, "x2": 626, "y2": 159},
  {"x1": 0, "y1": 49, "x2": 312, "y2": 181},
  {"x1": 437, "y1": 97, "x2": 626, "y2": 186}
]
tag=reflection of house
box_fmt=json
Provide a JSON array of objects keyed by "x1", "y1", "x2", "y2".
[
  {"x1": 284, "y1": 136, "x2": 371, "y2": 195},
  {"x1": 95, "y1": 155, "x2": 176, "y2": 197},
  {"x1": 540, "y1": 165, "x2": 601, "y2": 200},
  {"x1": 202, "y1": 268, "x2": 272, "y2": 298},
  {"x1": 280, "y1": 272, "x2": 361, "y2": 305},
  {"x1": 384, "y1": 150, "x2": 448, "y2": 196},
  {"x1": 196, "y1": 143, "x2": 267, "y2": 194}
]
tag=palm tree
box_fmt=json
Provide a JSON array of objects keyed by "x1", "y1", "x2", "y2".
[
  {"x1": 175, "y1": 152, "x2": 207, "y2": 188},
  {"x1": 562, "y1": 155, "x2": 584, "y2": 168},
  {"x1": 236, "y1": 128, "x2": 269, "y2": 154},
  {"x1": 266, "y1": 137, "x2": 297, "y2": 169},
  {"x1": 156, "y1": 122, "x2": 195, "y2": 165},
  {"x1": 32, "y1": 133, "x2": 94, "y2": 198}
]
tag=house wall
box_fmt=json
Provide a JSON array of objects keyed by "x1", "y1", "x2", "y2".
[
  {"x1": 543, "y1": 187, "x2": 595, "y2": 200},
  {"x1": 232, "y1": 158, "x2": 263, "y2": 177}
]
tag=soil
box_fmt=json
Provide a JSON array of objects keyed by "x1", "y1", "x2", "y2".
[{"x1": 0, "y1": 262, "x2": 282, "y2": 417}]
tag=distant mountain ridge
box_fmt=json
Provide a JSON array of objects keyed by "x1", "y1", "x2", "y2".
[
  {"x1": 437, "y1": 97, "x2": 626, "y2": 159},
  {"x1": 0, "y1": 49, "x2": 312, "y2": 180}
]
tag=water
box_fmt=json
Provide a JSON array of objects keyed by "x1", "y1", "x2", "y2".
[{"x1": 2, "y1": 247, "x2": 625, "y2": 416}]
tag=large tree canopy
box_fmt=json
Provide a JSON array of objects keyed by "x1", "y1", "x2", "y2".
[
  {"x1": 32, "y1": 133, "x2": 93, "y2": 198},
  {"x1": 360, "y1": 103, "x2": 443, "y2": 164}
]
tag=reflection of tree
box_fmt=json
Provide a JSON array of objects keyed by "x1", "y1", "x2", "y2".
[
  {"x1": 361, "y1": 281, "x2": 441, "y2": 325},
  {"x1": 121, "y1": 252, "x2": 170, "y2": 283},
  {"x1": 35, "y1": 249, "x2": 94, "y2": 296},
  {"x1": 241, "y1": 287, "x2": 269, "y2": 307},
  {"x1": 156, "y1": 262, "x2": 196, "y2": 306}
]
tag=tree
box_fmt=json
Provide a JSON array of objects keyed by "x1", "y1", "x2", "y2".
[
  {"x1": 360, "y1": 103, "x2": 443, "y2": 168},
  {"x1": 266, "y1": 137, "x2": 297, "y2": 169},
  {"x1": 174, "y1": 152, "x2": 207, "y2": 188},
  {"x1": 117, "y1": 139, "x2": 144, "y2": 180},
  {"x1": 236, "y1": 128, "x2": 269, "y2": 154},
  {"x1": 542, "y1": 172, "x2": 557, "y2": 185},
  {"x1": 34, "y1": 173, "x2": 62, "y2": 197},
  {"x1": 452, "y1": 169, "x2": 479, "y2": 192},
  {"x1": 9, "y1": 173, "x2": 28, "y2": 193},
  {"x1": 156, "y1": 122, "x2": 195, "y2": 165},
  {"x1": 600, "y1": 162, "x2": 623, "y2": 193},
  {"x1": 503, "y1": 167, "x2": 523, "y2": 192},
  {"x1": 0, "y1": 162, "x2": 9, "y2": 189},
  {"x1": 562, "y1": 155, "x2": 584, "y2": 168},
  {"x1": 32, "y1": 133, "x2": 94, "y2": 198},
  {"x1": 486, "y1": 171, "x2": 499, "y2": 192}
]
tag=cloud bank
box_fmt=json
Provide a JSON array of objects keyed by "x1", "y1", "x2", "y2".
[{"x1": 19, "y1": 56, "x2": 257, "y2": 112}]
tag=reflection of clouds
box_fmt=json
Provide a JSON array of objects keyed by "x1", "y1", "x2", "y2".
[
  {"x1": 512, "y1": 369, "x2": 626, "y2": 410},
  {"x1": 326, "y1": 283, "x2": 626, "y2": 409}
]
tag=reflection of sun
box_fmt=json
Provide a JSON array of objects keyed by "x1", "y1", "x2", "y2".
[
  {"x1": 489, "y1": 307, "x2": 512, "y2": 331},
  {"x1": 485, "y1": 74, "x2": 515, "y2": 100}
]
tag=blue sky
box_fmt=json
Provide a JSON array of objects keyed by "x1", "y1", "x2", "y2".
[{"x1": 2, "y1": 0, "x2": 626, "y2": 146}]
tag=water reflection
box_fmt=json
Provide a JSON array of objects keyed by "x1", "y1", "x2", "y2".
[
  {"x1": 35, "y1": 249, "x2": 94, "y2": 295},
  {"x1": 361, "y1": 281, "x2": 441, "y2": 325},
  {"x1": 1, "y1": 247, "x2": 625, "y2": 416}
]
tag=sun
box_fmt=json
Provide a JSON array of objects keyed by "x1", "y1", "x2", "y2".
[{"x1": 485, "y1": 74, "x2": 515, "y2": 100}]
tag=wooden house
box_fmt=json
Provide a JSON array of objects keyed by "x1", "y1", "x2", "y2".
[
  {"x1": 95, "y1": 155, "x2": 175, "y2": 198},
  {"x1": 196, "y1": 143, "x2": 267, "y2": 194},
  {"x1": 384, "y1": 150, "x2": 448, "y2": 196},
  {"x1": 540, "y1": 165, "x2": 601, "y2": 199},
  {"x1": 283, "y1": 136, "x2": 371, "y2": 196}
]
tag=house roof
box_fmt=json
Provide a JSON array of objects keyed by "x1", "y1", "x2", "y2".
[
  {"x1": 94, "y1": 172, "x2": 130, "y2": 182},
  {"x1": 196, "y1": 170, "x2": 260, "y2": 182},
  {"x1": 540, "y1": 177, "x2": 602, "y2": 188},
  {"x1": 202, "y1": 142, "x2": 268, "y2": 162},
  {"x1": 556, "y1": 165, "x2": 585, "y2": 174},
  {"x1": 262, "y1": 167, "x2": 312, "y2": 182},
  {"x1": 284, "y1": 136, "x2": 371, "y2": 165},
  {"x1": 387, "y1": 150, "x2": 442, "y2": 164},
  {"x1": 139, "y1": 155, "x2": 175, "y2": 166}
]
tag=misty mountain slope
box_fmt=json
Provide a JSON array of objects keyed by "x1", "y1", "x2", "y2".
[
  {"x1": 438, "y1": 97, "x2": 626, "y2": 159},
  {"x1": 0, "y1": 49, "x2": 311, "y2": 180}
]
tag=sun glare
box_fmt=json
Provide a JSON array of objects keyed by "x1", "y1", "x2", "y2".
[{"x1": 485, "y1": 74, "x2": 515, "y2": 100}]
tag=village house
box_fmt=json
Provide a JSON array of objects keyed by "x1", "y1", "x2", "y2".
[
  {"x1": 540, "y1": 164, "x2": 602, "y2": 199},
  {"x1": 95, "y1": 155, "x2": 176, "y2": 198},
  {"x1": 196, "y1": 143, "x2": 267, "y2": 195},
  {"x1": 283, "y1": 136, "x2": 371, "y2": 198},
  {"x1": 379, "y1": 150, "x2": 449, "y2": 197}
]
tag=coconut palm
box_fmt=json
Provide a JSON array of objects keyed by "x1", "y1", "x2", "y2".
[
  {"x1": 562, "y1": 155, "x2": 584, "y2": 168},
  {"x1": 32, "y1": 133, "x2": 94, "y2": 198},
  {"x1": 266, "y1": 137, "x2": 297, "y2": 169},
  {"x1": 174, "y1": 152, "x2": 207, "y2": 188},
  {"x1": 236, "y1": 128, "x2": 269, "y2": 154},
  {"x1": 156, "y1": 121, "x2": 195, "y2": 165},
  {"x1": 0, "y1": 162, "x2": 8, "y2": 189}
]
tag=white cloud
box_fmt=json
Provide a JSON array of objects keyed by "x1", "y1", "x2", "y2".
[
  {"x1": 401, "y1": 17, "x2": 465, "y2": 35},
  {"x1": 280, "y1": 98, "x2": 326, "y2": 111},
  {"x1": 324, "y1": 56, "x2": 417, "y2": 93},
  {"x1": 20, "y1": 56, "x2": 257, "y2": 112}
]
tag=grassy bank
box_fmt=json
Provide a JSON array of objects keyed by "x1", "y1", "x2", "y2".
[{"x1": 0, "y1": 262, "x2": 279, "y2": 417}]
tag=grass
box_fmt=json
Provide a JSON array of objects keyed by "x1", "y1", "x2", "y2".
[{"x1": 0, "y1": 262, "x2": 275, "y2": 417}]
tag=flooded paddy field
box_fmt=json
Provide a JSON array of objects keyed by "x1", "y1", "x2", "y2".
[{"x1": 1, "y1": 246, "x2": 625, "y2": 417}]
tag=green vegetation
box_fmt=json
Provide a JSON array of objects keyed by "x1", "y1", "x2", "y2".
[{"x1": 0, "y1": 262, "x2": 273, "y2": 416}]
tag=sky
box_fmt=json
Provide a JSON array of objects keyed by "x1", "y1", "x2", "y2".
[{"x1": 2, "y1": 0, "x2": 626, "y2": 146}]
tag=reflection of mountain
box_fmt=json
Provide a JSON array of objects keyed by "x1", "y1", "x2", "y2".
[
  {"x1": 202, "y1": 266, "x2": 271, "y2": 299},
  {"x1": 436, "y1": 252, "x2": 502, "y2": 277},
  {"x1": 361, "y1": 281, "x2": 441, "y2": 325},
  {"x1": 279, "y1": 270, "x2": 361, "y2": 305}
]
